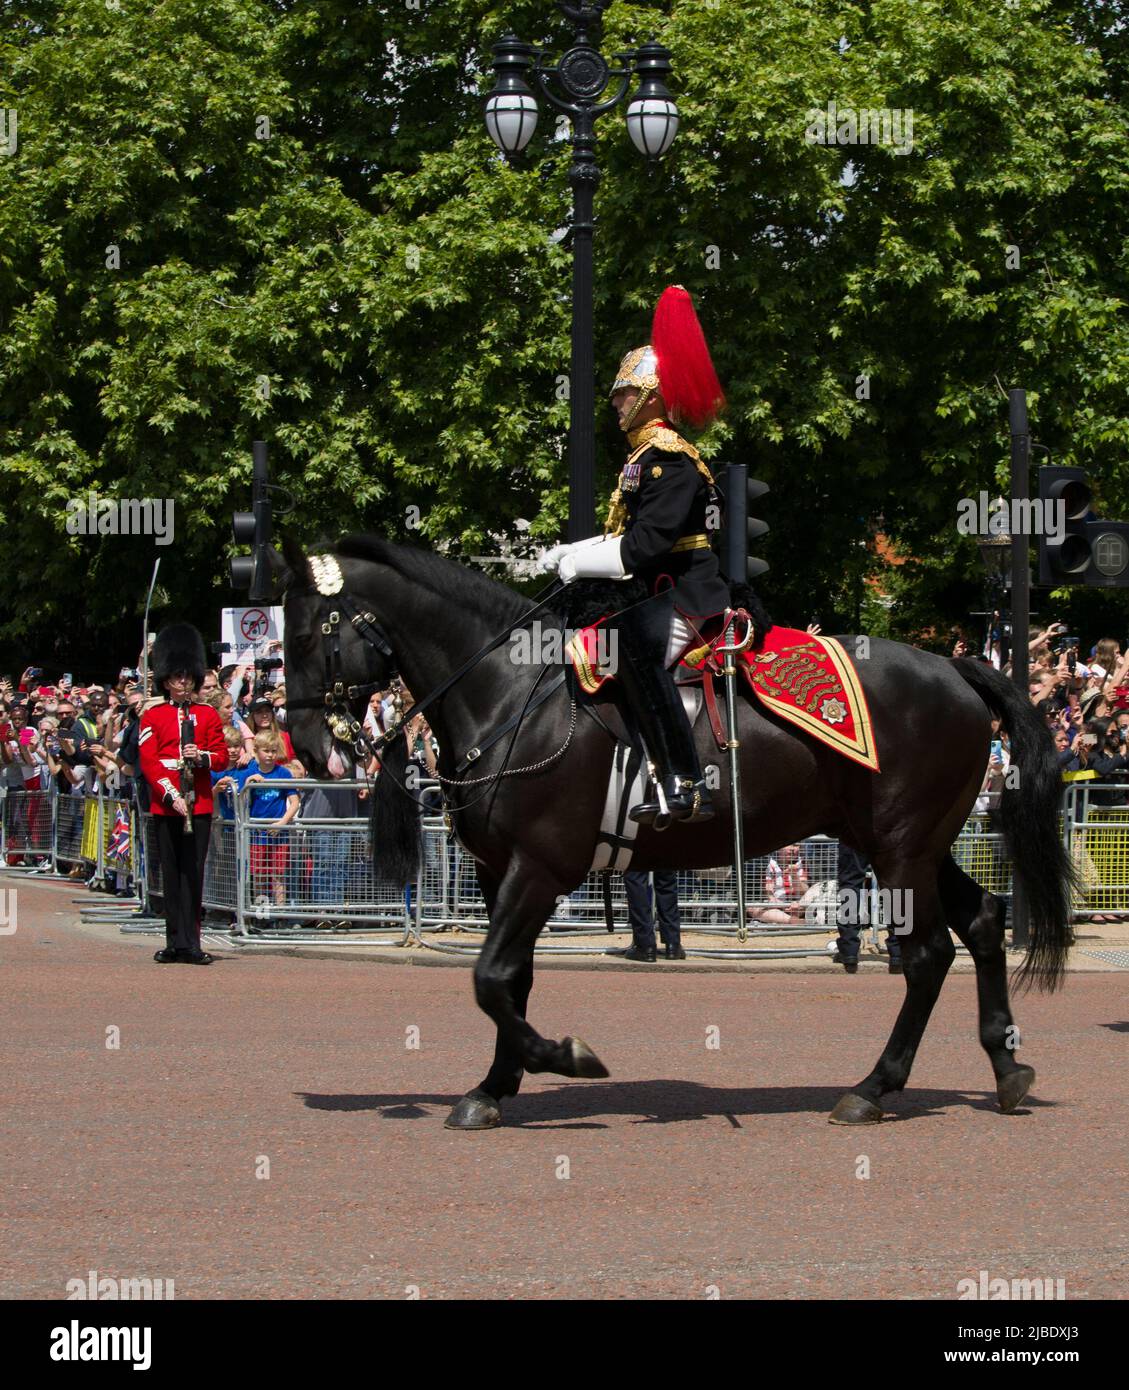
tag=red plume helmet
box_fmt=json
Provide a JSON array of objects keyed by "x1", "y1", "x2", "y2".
[{"x1": 651, "y1": 285, "x2": 725, "y2": 429}]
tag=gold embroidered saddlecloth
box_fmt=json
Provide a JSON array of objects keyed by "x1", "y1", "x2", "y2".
[
  {"x1": 736, "y1": 627, "x2": 878, "y2": 771},
  {"x1": 569, "y1": 620, "x2": 880, "y2": 771}
]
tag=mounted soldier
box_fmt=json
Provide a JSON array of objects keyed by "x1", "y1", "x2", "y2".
[{"x1": 541, "y1": 285, "x2": 729, "y2": 827}]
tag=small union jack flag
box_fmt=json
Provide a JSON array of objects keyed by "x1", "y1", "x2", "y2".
[{"x1": 108, "y1": 806, "x2": 131, "y2": 861}]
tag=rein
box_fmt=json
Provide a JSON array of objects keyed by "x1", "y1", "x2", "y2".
[{"x1": 367, "y1": 576, "x2": 570, "y2": 756}]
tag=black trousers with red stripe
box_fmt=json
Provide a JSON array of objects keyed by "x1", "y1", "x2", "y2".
[{"x1": 154, "y1": 814, "x2": 211, "y2": 953}]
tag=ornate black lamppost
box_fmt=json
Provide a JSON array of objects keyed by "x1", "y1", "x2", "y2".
[{"x1": 484, "y1": 2, "x2": 679, "y2": 540}]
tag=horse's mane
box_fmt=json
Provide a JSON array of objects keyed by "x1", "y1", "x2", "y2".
[{"x1": 332, "y1": 533, "x2": 531, "y2": 627}]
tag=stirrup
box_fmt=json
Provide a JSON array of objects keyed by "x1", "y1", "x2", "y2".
[{"x1": 630, "y1": 775, "x2": 713, "y2": 828}]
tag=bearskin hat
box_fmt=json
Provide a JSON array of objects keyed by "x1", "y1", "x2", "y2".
[{"x1": 151, "y1": 622, "x2": 206, "y2": 693}]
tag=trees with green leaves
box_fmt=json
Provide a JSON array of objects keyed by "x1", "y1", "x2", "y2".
[{"x1": 2, "y1": 0, "x2": 1127, "y2": 669}]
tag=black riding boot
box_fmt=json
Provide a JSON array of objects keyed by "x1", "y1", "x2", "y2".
[{"x1": 613, "y1": 603, "x2": 714, "y2": 828}]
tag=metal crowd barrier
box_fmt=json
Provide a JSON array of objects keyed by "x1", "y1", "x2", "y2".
[
  {"x1": 0, "y1": 786, "x2": 55, "y2": 867},
  {"x1": 414, "y1": 820, "x2": 856, "y2": 958},
  {"x1": 229, "y1": 778, "x2": 409, "y2": 943},
  {"x1": 7, "y1": 775, "x2": 1129, "y2": 952},
  {"x1": 1062, "y1": 781, "x2": 1129, "y2": 917},
  {"x1": 951, "y1": 812, "x2": 1014, "y2": 900},
  {"x1": 0, "y1": 781, "x2": 140, "y2": 893}
]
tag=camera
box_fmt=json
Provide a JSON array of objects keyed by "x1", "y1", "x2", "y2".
[{"x1": 252, "y1": 655, "x2": 284, "y2": 699}]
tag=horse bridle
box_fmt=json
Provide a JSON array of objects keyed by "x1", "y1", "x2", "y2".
[
  {"x1": 284, "y1": 555, "x2": 401, "y2": 765},
  {"x1": 285, "y1": 552, "x2": 573, "y2": 778}
]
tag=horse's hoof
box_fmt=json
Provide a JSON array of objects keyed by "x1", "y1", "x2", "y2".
[
  {"x1": 567, "y1": 1036, "x2": 610, "y2": 1079},
  {"x1": 828, "y1": 1093, "x2": 884, "y2": 1125},
  {"x1": 444, "y1": 1089, "x2": 502, "y2": 1130},
  {"x1": 997, "y1": 1064, "x2": 1035, "y2": 1114}
]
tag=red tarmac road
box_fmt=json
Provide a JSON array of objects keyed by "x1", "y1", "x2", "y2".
[{"x1": 3, "y1": 881, "x2": 1127, "y2": 1299}]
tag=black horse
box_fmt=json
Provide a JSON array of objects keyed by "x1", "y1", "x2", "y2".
[{"x1": 279, "y1": 535, "x2": 1072, "y2": 1130}]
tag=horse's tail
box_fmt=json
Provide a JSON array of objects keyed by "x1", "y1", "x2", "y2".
[
  {"x1": 368, "y1": 735, "x2": 422, "y2": 885},
  {"x1": 952, "y1": 657, "x2": 1074, "y2": 992}
]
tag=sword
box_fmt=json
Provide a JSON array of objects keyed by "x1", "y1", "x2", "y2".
[
  {"x1": 178, "y1": 704, "x2": 197, "y2": 835},
  {"x1": 715, "y1": 615, "x2": 755, "y2": 943}
]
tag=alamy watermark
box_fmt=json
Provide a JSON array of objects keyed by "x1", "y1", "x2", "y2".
[
  {"x1": 837, "y1": 886, "x2": 913, "y2": 935},
  {"x1": 50, "y1": 1321, "x2": 152, "y2": 1370},
  {"x1": 65, "y1": 1269, "x2": 174, "y2": 1300},
  {"x1": 65, "y1": 493, "x2": 175, "y2": 545},
  {"x1": 957, "y1": 492, "x2": 1065, "y2": 544},
  {"x1": 510, "y1": 620, "x2": 619, "y2": 675},
  {"x1": 956, "y1": 1270, "x2": 1066, "y2": 1301},
  {"x1": 805, "y1": 101, "x2": 914, "y2": 155}
]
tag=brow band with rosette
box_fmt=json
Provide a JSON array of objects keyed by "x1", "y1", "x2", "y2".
[{"x1": 309, "y1": 553, "x2": 344, "y2": 595}]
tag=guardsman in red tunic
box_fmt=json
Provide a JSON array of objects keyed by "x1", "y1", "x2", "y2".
[
  {"x1": 140, "y1": 622, "x2": 228, "y2": 964},
  {"x1": 542, "y1": 285, "x2": 729, "y2": 827}
]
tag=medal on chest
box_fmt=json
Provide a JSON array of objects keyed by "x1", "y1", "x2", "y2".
[{"x1": 619, "y1": 461, "x2": 643, "y2": 493}]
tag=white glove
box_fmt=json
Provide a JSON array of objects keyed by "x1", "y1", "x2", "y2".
[
  {"x1": 537, "y1": 534, "x2": 608, "y2": 574},
  {"x1": 560, "y1": 536, "x2": 629, "y2": 584},
  {"x1": 537, "y1": 543, "x2": 571, "y2": 573}
]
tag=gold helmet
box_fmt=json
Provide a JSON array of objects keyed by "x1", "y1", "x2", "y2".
[{"x1": 610, "y1": 346, "x2": 661, "y2": 431}]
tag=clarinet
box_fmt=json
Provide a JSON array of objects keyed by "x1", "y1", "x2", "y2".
[{"x1": 178, "y1": 703, "x2": 197, "y2": 835}]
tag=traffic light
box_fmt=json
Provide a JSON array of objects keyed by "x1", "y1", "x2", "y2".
[
  {"x1": 717, "y1": 463, "x2": 770, "y2": 581},
  {"x1": 1036, "y1": 465, "x2": 1129, "y2": 587},
  {"x1": 1083, "y1": 523, "x2": 1129, "y2": 587},
  {"x1": 1036, "y1": 466, "x2": 1090, "y2": 584},
  {"x1": 231, "y1": 440, "x2": 274, "y2": 602}
]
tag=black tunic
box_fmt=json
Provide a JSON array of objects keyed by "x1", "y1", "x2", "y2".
[{"x1": 618, "y1": 444, "x2": 731, "y2": 620}]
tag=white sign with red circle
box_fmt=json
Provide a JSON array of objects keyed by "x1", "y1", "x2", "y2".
[{"x1": 221, "y1": 605, "x2": 285, "y2": 660}]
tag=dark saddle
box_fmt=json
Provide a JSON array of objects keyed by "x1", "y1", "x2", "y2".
[{"x1": 567, "y1": 608, "x2": 755, "y2": 753}]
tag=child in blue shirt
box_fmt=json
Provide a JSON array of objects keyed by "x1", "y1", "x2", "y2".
[{"x1": 215, "y1": 733, "x2": 299, "y2": 905}]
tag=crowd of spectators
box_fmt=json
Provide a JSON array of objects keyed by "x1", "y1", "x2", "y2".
[
  {"x1": 954, "y1": 623, "x2": 1129, "y2": 812},
  {"x1": 3, "y1": 622, "x2": 1124, "y2": 929},
  {"x1": 0, "y1": 651, "x2": 439, "y2": 922}
]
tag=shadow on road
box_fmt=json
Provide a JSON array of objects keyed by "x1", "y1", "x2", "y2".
[{"x1": 296, "y1": 1080, "x2": 1055, "y2": 1126}]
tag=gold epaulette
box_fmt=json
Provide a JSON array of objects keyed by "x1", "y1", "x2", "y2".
[{"x1": 625, "y1": 422, "x2": 715, "y2": 485}]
